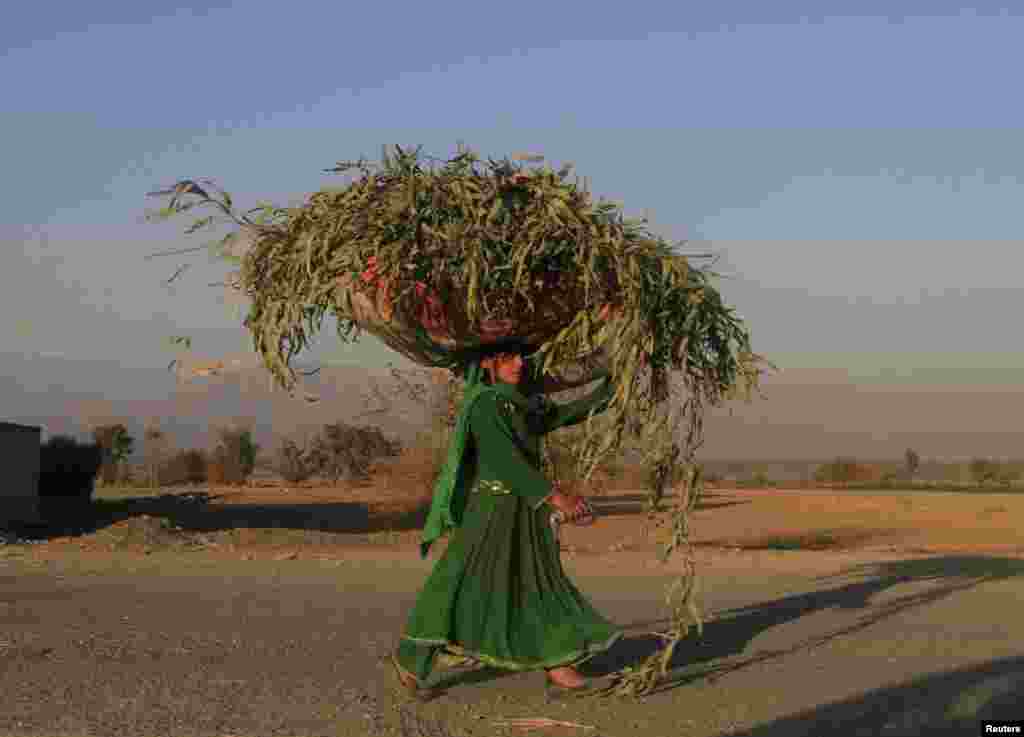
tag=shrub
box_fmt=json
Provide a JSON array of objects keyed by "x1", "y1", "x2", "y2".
[
  {"x1": 968, "y1": 457, "x2": 1002, "y2": 485},
  {"x1": 275, "y1": 438, "x2": 316, "y2": 483},
  {"x1": 143, "y1": 423, "x2": 172, "y2": 488},
  {"x1": 161, "y1": 449, "x2": 208, "y2": 485},
  {"x1": 308, "y1": 422, "x2": 402, "y2": 485},
  {"x1": 904, "y1": 448, "x2": 920, "y2": 478},
  {"x1": 91, "y1": 423, "x2": 135, "y2": 486},
  {"x1": 372, "y1": 439, "x2": 440, "y2": 494},
  {"x1": 117, "y1": 463, "x2": 153, "y2": 488},
  {"x1": 207, "y1": 448, "x2": 244, "y2": 485},
  {"x1": 814, "y1": 457, "x2": 880, "y2": 484},
  {"x1": 207, "y1": 426, "x2": 259, "y2": 486},
  {"x1": 999, "y1": 469, "x2": 1022, "y2": 486}
]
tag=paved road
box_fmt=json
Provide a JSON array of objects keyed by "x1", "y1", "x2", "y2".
[{"x1": 2, "y1": 548, "x2": 1023, "y2": 736}]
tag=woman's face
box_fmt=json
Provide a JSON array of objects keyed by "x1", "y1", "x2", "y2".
[{"x1": 488, "y1": 353, "x2": 524, "y2": 385}]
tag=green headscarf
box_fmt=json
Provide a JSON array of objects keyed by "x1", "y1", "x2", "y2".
[{"x1": 419, "y1": 344, "x2": 540, "y2": 560}]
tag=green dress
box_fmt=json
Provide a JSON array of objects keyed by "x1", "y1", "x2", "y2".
[{"x1": 395, "y1": 377, "x2": 622, "y2": 682}]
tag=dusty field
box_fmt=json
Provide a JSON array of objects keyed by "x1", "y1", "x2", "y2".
[
  {"x1": 14, "y1": 482, "x2": 1024, "y2": 560},
  {"x1": 3, "y1": 484, "x2": 1024, "y2": 736},
  {"x1": 683, "y1": 486, "x2": 1024, "y2": 555}
]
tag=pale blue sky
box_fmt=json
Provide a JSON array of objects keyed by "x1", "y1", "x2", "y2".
[{"x1": 3, "y1": 3, "x2": 1023, "y2": 383}]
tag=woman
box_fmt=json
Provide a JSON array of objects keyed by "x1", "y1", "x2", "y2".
[{"x1": 391, "y1": 343, "x2": 621, "y2": 700}]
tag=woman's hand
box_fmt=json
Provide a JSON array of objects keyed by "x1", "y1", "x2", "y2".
[{"x1": 548, "y1": 491, "x2": 590, "y2": 521}]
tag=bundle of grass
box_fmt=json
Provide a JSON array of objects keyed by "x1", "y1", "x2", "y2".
[
  {"x1": 146, "y1": 143, "x2": 772, "y2": 698},
  {"x1": 149, "y1": 145, "x2": 766, "y2": 474}
]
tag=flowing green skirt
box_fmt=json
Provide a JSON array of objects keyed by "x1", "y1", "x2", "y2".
[{"x1": 396, "y1": 488, "x2": 622, "y2": 682}]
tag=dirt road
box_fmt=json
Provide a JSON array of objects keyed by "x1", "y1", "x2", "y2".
[{"x1": 3, "y1": 544, "x2": 1023, "y2": 737}]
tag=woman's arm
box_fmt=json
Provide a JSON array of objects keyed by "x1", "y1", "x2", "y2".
[
  {"x1": 543, "y1": 376, "x2": 617, "y2": 433},
  {"x1": 539, "y1": 349, "x2": 610, "y2": 394},
  {"x1": 541, "y1": 366, "x2": 609, "y2": 394}
]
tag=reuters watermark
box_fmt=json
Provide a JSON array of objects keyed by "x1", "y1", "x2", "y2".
[{"x1": 982, "y1": 722, "x2": 1024, "y2": 735}]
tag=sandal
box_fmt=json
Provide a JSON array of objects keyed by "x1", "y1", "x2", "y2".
[{"x1": 389, "y1": 654, "x2": 441, "y2": 702}]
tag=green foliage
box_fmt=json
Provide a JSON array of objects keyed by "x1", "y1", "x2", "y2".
[
  {"x1": 92, "y1": 423, "x2": 134, "y2": 463},
  {"x1": 208, "y1": 426, "x2": 259, "y2": 485},
  {"x1": 239, "y1": 433, "x2": 258, "y2": 477},
  {"x1": 147, "y1": 143, "x2": 769, "y2": 486},
  {"x1": 147, "y1": 143, "x2": 769, "y2": 701},
  {"x1": 91, "y1": 423, "x2": 135, "y2": 485}
]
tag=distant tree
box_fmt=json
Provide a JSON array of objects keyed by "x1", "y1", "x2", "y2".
[
  {"x1": 275, "y1": 437, "x2": 316, "y2": 483},
  {"x1": 144, "y1": 422, "x2": 172, "y2": 488},
  {"x1": 309, "y1": 423, "x2": 363, "y2": 485},
  {"x1": 968, "y1": 457, "x2": 1000, "y2": 485},
  {"x1": 308, "y1": 422, "x2": 402, "y2": 485},
  {"x1": 237, "y1": 430, "x2": 259, "y2": 478},
  {"x1": 168, "y1": 449, "x2": 208, "y2": 485},
  {"x1": 210, "y1": 425, "x2": 259, "y2": 485},
  {"x1": 814, "y1": 457, "x2": 860, "y2": 484},
  {"x1": 904, "y1": 448, "x2": 920, "y2": 478},
  {"x1": 92, "y1": 423, "x2": 135, "y2": 485}
]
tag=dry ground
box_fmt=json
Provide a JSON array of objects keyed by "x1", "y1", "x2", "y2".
[
  {"x1": 3, "y1": 482, "x2": 1024, "y2": 736},
  {"x1": 14, "y1": 481, "x2": 1024, "y2": 560}
]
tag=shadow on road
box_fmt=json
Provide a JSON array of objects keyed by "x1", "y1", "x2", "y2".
[
  {"x1": 578, "y1": 555, "x2": 1024, "y2": 697},
  {"x1": 728, "y1": 656, "x2": 1024, "y2": 736},
  {"x1": 9, "y1": 490, "x2": 426, "y2": 540},
  {"x1": 401, "y1": 555, "x2": 1024, "y2": 696},
  {"x1": 591, "y1": 492, "x2": 750, "y2": 519},
  {"x1": 7, "y1": 489, "x2": 744, "y2": 542}
]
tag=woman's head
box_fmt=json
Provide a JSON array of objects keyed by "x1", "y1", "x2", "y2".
[{"x1": 480, "y1": 351, "x2": 525, "y2": 386}]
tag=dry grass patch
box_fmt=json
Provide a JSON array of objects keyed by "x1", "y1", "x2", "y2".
[
  {"x1": 728, "y1": 528, "x2": 886, "y2": 552},
  {"x1": 684, "y1": 488, "x2": 1024, "y2": 553},
  {"x1": 27, "y1": 467, "x2": 1024, "y2": 559}
]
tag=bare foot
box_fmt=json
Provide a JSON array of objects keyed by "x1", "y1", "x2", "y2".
[{"x1": 546, "y1": 666, "x2": 586, "y2": 688}]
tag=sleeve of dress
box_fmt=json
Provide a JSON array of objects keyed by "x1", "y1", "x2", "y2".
[
  {"x1": 544, "y1": 376, "x2": 617, "y2": 432},
  {"x1": 470, "y1": 392, "x2": 555, "y2": 510}
]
